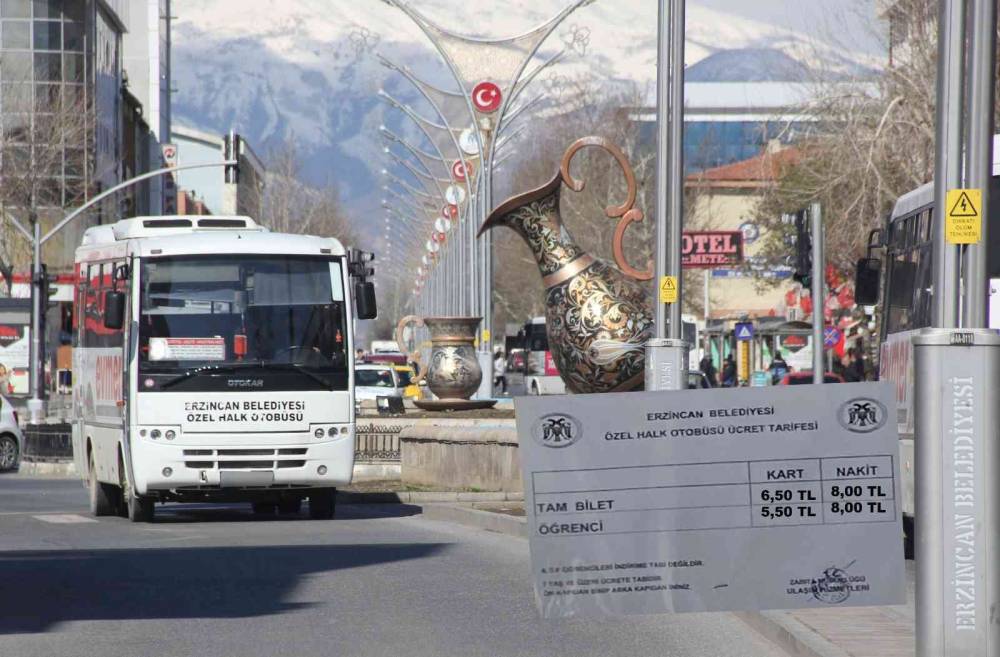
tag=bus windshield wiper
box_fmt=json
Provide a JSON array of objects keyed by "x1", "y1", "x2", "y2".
[
  {"x1": 159, "y1": 361, "x2": 265, "y2": 389},
  {"x1": 261, "y1": 362, "x2": 333, "y2": 389}
]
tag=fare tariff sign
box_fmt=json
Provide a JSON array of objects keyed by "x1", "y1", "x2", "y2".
[
  {"x1": 515, "y1": 382, "x2": 904, "y2": 619},
  {"x1": 682, "y1": 231, "x2": 743, "y2": 268}
]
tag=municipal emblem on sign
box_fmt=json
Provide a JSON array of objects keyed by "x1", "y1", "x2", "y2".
[
  {"x1": 533, "y1": 413, "x2": 582, "y2": 448},
  {"x1": 837, "y1": 398, "x2": 886, "y2": 433},
  {"x1": 472, "y1": 81, "x2": 502, "y2": 113}
]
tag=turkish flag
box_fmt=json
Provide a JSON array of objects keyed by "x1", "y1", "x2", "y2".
[
  {"x1": 801, "y1": 294, "x2": 813, "y2": 315},
  {"x1": 785, "y1": 290, "x2": 797, "y2": 307}
]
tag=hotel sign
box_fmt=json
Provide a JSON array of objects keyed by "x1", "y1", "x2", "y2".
[{"x1": 682, "y1": 231, "x2": 744, "y2": 268}]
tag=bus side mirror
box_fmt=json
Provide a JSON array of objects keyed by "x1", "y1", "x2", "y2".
[
  {"x1": 355, "y1": 282, "x2": 377, "y2": 320},
  {"x1": 104, "y1": 290, "x2": 126, "y2": 330},
  {"x1": 854, "y1": 257, "x2": 881, "y2": 306}
]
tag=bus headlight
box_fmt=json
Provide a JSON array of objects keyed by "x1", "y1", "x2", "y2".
[
  {"x1": 165, "y1": 430, "x2": 176, "y2": 440},
  {"x1": 314, "y1": 428, "x2": 324, "y2": 438},
  {"x1": 150, "y1": 429, "x2": 161, "y2": 440}
]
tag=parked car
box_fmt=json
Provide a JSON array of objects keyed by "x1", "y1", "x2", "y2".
[
  {"x1": 778, "y1": 372, "x2": 845, "y2": 385},
  {"x1": 687, "y1": 370, "x2": 712, "y2": 389},
  {"x1": 393, "y1": 365, "x2": 422, "y2": 400},
  {"x1": 0, "y1": 396, "x2": 22, "y2": 472},
  {"x1": 354, "y1": 364, "x2": 404, "y2": 401}
]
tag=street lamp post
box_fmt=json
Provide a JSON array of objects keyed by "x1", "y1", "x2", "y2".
[
  {"x1": 14, "y1": 160, "x2": 236, "y2": 423},
  {"x1": 380, "y1": 0, "x2": 592, "y2": 399}
]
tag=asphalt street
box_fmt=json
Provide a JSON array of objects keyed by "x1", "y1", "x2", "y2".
[{"x1": 0, "y1": 477, "x2": 789, "y2": 657}]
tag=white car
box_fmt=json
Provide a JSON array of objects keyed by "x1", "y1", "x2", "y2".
[
  {"x1": 354, "y1": 364, "x2": 404, "y2": 401},
  {"x1": 0, "y1": 396, "x2": 23, "y2": 472}
]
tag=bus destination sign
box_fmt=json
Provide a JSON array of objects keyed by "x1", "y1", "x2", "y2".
[{"x1": 515, "y1": 382, "x2": 905, "y2": 618}]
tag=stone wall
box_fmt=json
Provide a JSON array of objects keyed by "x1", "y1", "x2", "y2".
[{"x1": 400, "y1": 420, "x2": 520, "y2": 492}]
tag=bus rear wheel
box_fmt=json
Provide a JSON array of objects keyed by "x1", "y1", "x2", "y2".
[{"x1": 308, "y1": 489, "x2": 336, "y2": 519}]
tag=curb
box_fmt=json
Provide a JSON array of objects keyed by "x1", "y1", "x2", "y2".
[
  {"x1": 16, "y1": 460, "x2": 77, "y2": 478},
  {"x1": 409, "y1": 502, "x2": 840, "y2": 657},
  {"x1": 338, "y1": 490, "x2": 523, "y2": 504},
  {"x1": 734, "y1": 611, "x2": 849, "y2": 657},
  {"x1": 417, "y1": 503, "x2": 527, "y2": 538}
]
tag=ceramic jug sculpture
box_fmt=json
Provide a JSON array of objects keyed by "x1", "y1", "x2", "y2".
[
  {"x1": 395, "y1": 315, "x2": 496, "y2": 410},
  {"x1": 479, "y1": 137, "x2": 653, "y2": 394}
]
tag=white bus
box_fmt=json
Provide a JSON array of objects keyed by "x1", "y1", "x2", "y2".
[
  {"x1": 71, "y1": 216, "x2": 376, "y2": 522},
  {"x1": 508, "y1": 317, "x2": 566, "y2": 396},
  {"x1": 857, "y1": 144, "x2": 1000, "y2": 550}
]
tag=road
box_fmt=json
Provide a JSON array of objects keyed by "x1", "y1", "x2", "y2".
[{"x1": 0, "y1": 477, "x2": 789, "y2": 657}]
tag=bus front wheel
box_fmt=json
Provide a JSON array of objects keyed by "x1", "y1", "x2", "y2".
[
  {"x1": 120, "y1": 464, "x2": 154, "y2": 523},
  {"x1": 308, "y1": 488, "x2": 336, "y2": 519}
]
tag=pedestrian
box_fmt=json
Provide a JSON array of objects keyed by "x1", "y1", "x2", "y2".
[
  {"x1": 721, "y1": 354, "x2": 737, "y2": 387},
  {"x1": 698, "y1": 354, "x2": 717, "y2": 387},
  {"x1": 493, "y1": 348, "x2": 507, "y2": 394},
  {"x1": 355, "y1": 348, "x2": 365, "y2": 362},
  {"x1": 768, "y1": 352, "x2": 789, "y2": 385},
  {"x1": 851, "y1": 346, "x2": 867, "y2": 382}
]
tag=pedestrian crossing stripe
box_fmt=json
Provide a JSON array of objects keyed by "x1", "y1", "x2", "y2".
[{"x1": 33, "y1": 514, "x2": 97, "y2": 524}]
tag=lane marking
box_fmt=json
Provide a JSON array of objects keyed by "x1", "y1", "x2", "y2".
[{"x1": 32, "y1": 514, "x2": 98, "y2": 524}]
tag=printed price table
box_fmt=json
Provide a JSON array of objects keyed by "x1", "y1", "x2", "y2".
[
  {"x1": 515, "y1": 382, "x2": 905, "y2": 618},
  {"x1": 532, "y1": 456, "x2": 896, "y2": 537}
]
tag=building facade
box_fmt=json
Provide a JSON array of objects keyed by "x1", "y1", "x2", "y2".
[{"x1": 0, "y1": 0, "x2": 171, "y2": 270}]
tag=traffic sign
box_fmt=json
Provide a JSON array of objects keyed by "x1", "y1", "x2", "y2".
[
  {"x1": 946, "y1": 188, "x2": 982, "y2": 244},
  {"x1": 823, "y1": 326, "x2": 841, "y2": 350},
  {"x1": 734, "y1": 321, "x2": 754, "y2": 341},
  {"x1": 658, "y1": 276, "x2": 677, "y2": 303},
  {"x1": 472, "y1": 81, "x2": 502, "y2": 113}
]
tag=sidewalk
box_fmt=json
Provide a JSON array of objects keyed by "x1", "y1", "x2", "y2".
[{"x1": 417, "y1": 502, "x2": 916, "y2": 657}]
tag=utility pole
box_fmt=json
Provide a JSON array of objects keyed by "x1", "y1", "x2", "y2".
[
  {"x1": 27, "y1": 214, "x2": 43, "y2": 423},
  {"x1": 810, "y1": 203, "x2": 824, "y2": 384},
  {"x1": 915, "y1": 1, "x2": 1000, "y2": 656},
  {"x1": 646, "y1": 0, "x2": 689, "y2": 391},
  {"x1": 21, "y1": 161, "x2": 236, "y2": 424}
]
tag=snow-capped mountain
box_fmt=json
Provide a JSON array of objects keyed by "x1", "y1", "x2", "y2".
[{"x1": 172, "y1": 0, "x2": 881, "y2": 232}]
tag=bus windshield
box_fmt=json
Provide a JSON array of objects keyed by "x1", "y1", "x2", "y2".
[{"x1": 138, "y1": 255, "x2": 349, "y2": 391}]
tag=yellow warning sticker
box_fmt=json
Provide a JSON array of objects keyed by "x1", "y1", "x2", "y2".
[
  {"x1": 946, "y1": 188, "x2": 982, "y2": 244},
  {"x1": 482, "y1": 329, "x2": 491, "y2": 343},
  {"x1": 659, "y1": 276, "x2": 678, "y2": 304}
]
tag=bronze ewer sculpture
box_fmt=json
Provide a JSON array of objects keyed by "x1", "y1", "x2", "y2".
[
  {"x1": 479, "y1": 137, "x2": 653, "y2": 394},
  {"x1": 395, "y1": 315, "x2": 497, "y2": 411}
]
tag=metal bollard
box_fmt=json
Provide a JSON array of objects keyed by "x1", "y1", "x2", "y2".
[
  {"x1": 913, "y1": 328, "x2": 1000, "y2": 656},
  {"x1": 644, "y1": 338, "x2": 689, "y2": 391}
]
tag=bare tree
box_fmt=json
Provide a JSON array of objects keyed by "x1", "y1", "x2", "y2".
[
  {"x1": 256, "y1": 141, "x2": 358, "y2": 246},
  {"x1": 753, "y1": 0, "x2": 938, "y2": 276},
  {"x1": 0, "y1": 85, "x2": 94, "y2": 274}
]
